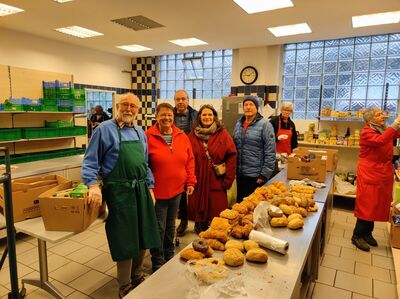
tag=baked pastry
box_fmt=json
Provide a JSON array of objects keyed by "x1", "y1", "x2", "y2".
[
  {"x1": 308, "y1": 204, "x2": 318, "y2": 212},
  {"x1": 279, "y1": 204, "x2": 296, "y2": 215},
  {"x1": 295, "y1": 207, "x2": 308, "y2": 217},
  {"x1": 268, "y1": 205, "x2": 283, "y2": 218},
  {"x1": 223, "y1": 248, "x2": 244, "y2": 267},
  {"x1": 231, "y1": 225, "x2": 244, "y2": 239},
  {"x1": 199, "y1": 229, "x2": 228, "y2": 243},
  {"x1": 241, "y1": 201, "x2": 256, "y2": 211},
  {"x1": 180, "y1": 248, "x2": 204, "y2": 260},
  {"x1": 243, "y1": 240, "x2": 259, "y2": 251},
  {"x1": 241, "y1": 213, "x2": 253, "y2": 224},
  {"x1": 225, "y1": 240, "x2": 244, "y2": 252},
  {"x1": 204, "y1": 246, "x2": 214, "y2": 257},
  {"x1": 270, "y1": 216, "x2": 288, "y2": 227},
  {"x1": 220, "y1": 209, "x2": 239, "y2": 220},
  {"x1": 287, "y1": 213, "x2": 303, "y2": 222},
  {"x1": 204, "y1": 238, "x2": 225, "y2": 251},
  {"x1": 210, "y1": 217, "x2": 231, "y2": 232},
  {"x1": 232, "y1": 203, "x2": 248, "y2": 214},
  {"x1": 288, "y1": 218, "x2": 304, "y2": 230},
  {"x1": 192, "y1": 238, "x2": 209, "y2": 253},
  {"x1": 245, "y1": 248, "x2": 268, "y2": 263}
]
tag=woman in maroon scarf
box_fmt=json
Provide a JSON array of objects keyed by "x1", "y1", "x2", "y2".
[{"x1": 188, "y1": 105, "x2": 237, "y2": 234}]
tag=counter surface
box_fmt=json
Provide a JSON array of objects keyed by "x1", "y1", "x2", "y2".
[{"x1": 127, "y1": 202, "x2": 324, "y2": 299}]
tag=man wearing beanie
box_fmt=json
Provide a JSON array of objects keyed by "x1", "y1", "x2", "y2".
[{"x1": 233, "y1": 95, "x2": 276, "y2": 202}]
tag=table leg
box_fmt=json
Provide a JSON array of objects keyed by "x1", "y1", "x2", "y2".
[{"x1": 21, "y1": 239, "x2": 65, "y2": 299}]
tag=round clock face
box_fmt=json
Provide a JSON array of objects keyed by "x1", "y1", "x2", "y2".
[{"x1": 240, "y1": 66, "x2": 258, "y2": 85}]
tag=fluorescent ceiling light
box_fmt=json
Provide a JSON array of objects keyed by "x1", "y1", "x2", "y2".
[
  {"x1": 0, "y1": 3, "x2": 24, "y2": 16},
  {"x1": 55, "y1": 26, "x2": 103, "y2": 38},
  {"x1": 52, "y1": 0, "x2": 74, "y2": 3},
  {"x1": 169, "y1": 38, "x2": 208, "y2": 47},
  {"x1": 233, "y1": 0, "x2": 293, "y2": 14},
  {"x1": 352, "y1": 11, "x2": 400, "y2": 28},
  {"x1": 117, "y1": 44, "x2": 152, "y2": 52},
  {"x1": 268, "y1": 22, "x2": 312, "y2": 37}
]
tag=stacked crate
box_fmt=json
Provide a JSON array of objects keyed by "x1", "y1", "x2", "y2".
[{"x1": 42, "y1": 80, "x2": 86, "y2": 113}]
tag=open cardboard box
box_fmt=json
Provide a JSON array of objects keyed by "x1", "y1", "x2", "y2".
[
  {"x1": 39, "y1": 182, "x2": 102, "y2": 233},
  {"x1": 293, "y1": 147, "x2": 338, "y2": 172},
  {"x1": 287, "y1": 155, "x2": 327, "y2": 182},
  {"x1": 0, "y1": 175, "x2": 70, "y2": 222},
  {"x1": 390, "y1": 210, "x2": 400, "y2": 249}
]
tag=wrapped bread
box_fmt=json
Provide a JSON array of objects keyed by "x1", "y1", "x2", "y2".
[
  {"x1": 270, "y1": 216, "x2": 288, "y2": 227},
  {"x1": 288, "y1": 218, "x2": 304, "y2": 230},
  {"x1": 249, "y1": 230, "x2": 289, "y2": 255},
  {"x1": 199, "y1": 229, "x2": 228, "y2": 243},
  {"x1": 220, "y1": 209, "x2": 239, "y2": 220},
  {"x1": 210, "y1": 217, "x2": 231, "y2": 232},
  {"x1": 223, "y1": 248, "x2": 244, "y2": 267},
  {"x1": 225, "y1": 240, "x2": 244, "y2": 252},
  {"x1": 287, "y1": 213, "x2": 303, "y2": 222},
  {"x1": 268, "y1": 205, "x2": 283, "y2": 218},
  {"x1": 246, "y1": 248, "x2": 268, "y2": 263},
  {"x1": 180, "y1": 248, "x2": 204, "y2": 260},
  {"x1": 243, "y1": 240, "x2": 259, "y2": 251},
  {"x1": 204, "y1": 238, "x2": 225, "y2": 251}
]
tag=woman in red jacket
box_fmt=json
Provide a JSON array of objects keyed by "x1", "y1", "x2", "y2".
[
  {"x1": 188, "y1": 105, "x2": 237, "y2": 234},
  {"x1": 352, "y1": 108, "x2": 400, "y2": 251},
  {"x1": 145, "y1": 103, "x2": 196, "y2": 272}
]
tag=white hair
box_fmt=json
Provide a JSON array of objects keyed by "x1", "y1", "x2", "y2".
[{"x1": 281, "y1": 102, "x2": 293, "y2": 111}]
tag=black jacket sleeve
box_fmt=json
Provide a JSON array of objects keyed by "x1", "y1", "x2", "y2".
[
  {"x1": 269, "y1": 116, "x2": 279, "y2": 141},
  {"x1": 290, "y1": 119, "x2": 298, "y2": 150}
]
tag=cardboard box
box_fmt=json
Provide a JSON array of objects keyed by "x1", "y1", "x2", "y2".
[
  {"x1": 0, "y1": 175, "x2": 70, "y2": 222},
  {"x1": 287, "y1": 155, "x2": 327, "y2": 182},
  {"x1": 39, "y1": 182, "x2": 101, "y2": 233},
  {"x1": 293, "y1": 147, "x2": 338, "y2": 172},
  {"x1": 390, "y1": 212, "x2": 400, "y2": 249}
]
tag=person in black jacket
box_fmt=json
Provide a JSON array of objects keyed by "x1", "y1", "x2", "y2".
[
  {"x1": 90, "y1": 105, "x2": 110, "y2": 130},
  {"x1": 269, "y1": 102, "x2": 298, "y2": 155}
]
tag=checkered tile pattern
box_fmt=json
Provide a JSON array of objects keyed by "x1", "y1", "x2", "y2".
[
  {"x1": 132, "y1": 57, "x2": 157, "y2": 129},
  {"x1": 231, "y1": 85, "x2": 279, "y2": 109}
]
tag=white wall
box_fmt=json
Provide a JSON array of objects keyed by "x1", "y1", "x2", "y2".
[{"x1": 0, "y1": 28, "x2": 131, "y2": 88}]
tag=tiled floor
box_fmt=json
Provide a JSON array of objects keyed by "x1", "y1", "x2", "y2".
[{"x1": 0, "y1": 208, "x2": 398, "y2": 299}]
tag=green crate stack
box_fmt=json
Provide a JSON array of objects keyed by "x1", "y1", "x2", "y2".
[
  {"x1": 72, "y1": 89, "x2": 86, "y2": 100},
  {"x1": 59, "y1": 126, "x2": 87, "y2": 137},
  {"x1": 22, "y1": 127, "x2": 59, "y2": 139},
  {"x1": 58, "y1": 106, "x2": 73, "y2": 112},
  {"x1": 41, "y1": 98, "x2": 57, "y2": 105},
  {"x1": 4, "y1": 104, "x2": 24, "y2": 111},
  {"x1": 0, "y1": 128, "x2": 22, "y2": 141},
  {"x1": 45, "y1": 120, "x2": 74, "y2": 128},
  {"x1": 23, "y1": 104, "x2": 41, "y2": 111},
  {"x1": 7, "y1": 147, "x2": 86, "y2": 164},
  {"x1": 72, "y1": 99, "x2": 86, "y2": 106},
  {"x1": 41, "y1": 105, "x2": 58, "y2": 112}
]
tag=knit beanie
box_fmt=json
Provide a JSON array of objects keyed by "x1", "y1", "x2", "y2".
[{"x1": 243, "y1": 95, "x2": 259, "y2": 110}]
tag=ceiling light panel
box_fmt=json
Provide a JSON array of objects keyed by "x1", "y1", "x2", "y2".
[
  {"x1": 233, "y1": 0, "x2": 293, "y2": 14},
  {"x1": 352, "y1": 11, "x2": 400, "y2": 28},
  {"x1": 117, "y1": 44, "x2": 152, "y2": 52},
  {"x1": 268, "y1": 22, "x2": 311, "y2": 37},
  {"x1": 0, "y1": 3, "x2": 24, "y2": 16},
  {"x1": 169, "y1": 38, "x2": 208, "y2": 47},
  {"x1": 55, "y1": 26, "x2": 104, "y2": 38},
  {"x1": 52, "y1": 0, "x2": 74, "y2": 3}
]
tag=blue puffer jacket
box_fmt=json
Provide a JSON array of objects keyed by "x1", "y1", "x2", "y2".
[{"x1": 233, "y1": 113, "x2": 276, "y2": 179}]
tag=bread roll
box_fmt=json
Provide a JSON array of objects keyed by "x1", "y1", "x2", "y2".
[
  {"x1": 288, "y1": 218, "x2": 304, "y2": 230},
  {"x1": 270, "y1": 216, "x2": 288, "y2": 227},
  {"x1": 287, "y1": 213, "x2": 303, "y2": 222},
  {"x1": 225, "y1": 240, "x2": 244, "y2": 252},
  {"x1": 245, "y1": 248, "x2": 268, "y2": 263},
  {"x1": 180, "y1": 248, "x2": 204, "y2": 260},
  {"x1": 204, "y1": 238, "x2": 225, "y2": 251},
  {"x1": 223, "y1": 248, "x2": 244, "y2": 267},
  {"x1": 243, "y1": 240, "x2": 259, "y2": 251}
]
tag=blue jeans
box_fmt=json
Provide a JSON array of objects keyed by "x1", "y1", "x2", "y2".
[{"x1": 150, "y1": 194, "x2": 181, "y2": 272}]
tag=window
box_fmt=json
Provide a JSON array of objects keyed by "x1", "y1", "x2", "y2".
[
  {"x1": 158, "y1": 49, "x2": 232, "y2": 99},
  {"x1": 282, "y1": 33, "x2": 400, "y2": 120},
  {"x1": 86, "y1": 90, "x2": 114, "y2": 116}
]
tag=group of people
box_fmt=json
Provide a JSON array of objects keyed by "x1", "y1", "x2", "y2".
[{"x1": 81, "y1": 90, "x2": 299, "y2": 298}]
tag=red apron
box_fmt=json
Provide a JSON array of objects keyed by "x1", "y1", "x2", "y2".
[{"x1": 276, "y1": 118, "x2": 292, "y2": 155}]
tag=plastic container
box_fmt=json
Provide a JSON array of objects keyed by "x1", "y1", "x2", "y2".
[
  {"x1": 72, "y1": 99, "x2": 85, "y2": 106},
  {"x1": 72, "y1": 106, "x2": 86, "y2": 113},
  {"x1": 41, "y1": 98, "x2": 57, "y2": 106},
  {"x1": 23, "y1": 104, "x2": 41, "y2": 111},
  {"x1": 0, "y1": 104, "x2": 3, "y2": 111},
  {"x1": 41, "y1": 105, "x2": 58, "y2": 112},
  {"x1": 395, "y1": 183, "x2": 400, "y2": 205},
  {"x1": 58, "y1": 106, "x2": 73, "y2": 112},
  {"x1": 45, "y1": 120, "x2": 74, "y2": 128},
  {"x1": 57, "y1": 99, "x2": 73, "y2": 106},
  {"x1": 22, "y1": 127, "x2": 59, "y2": 139},
  {"x1": 59, "y1": 126, "x2": 87, "y2": 136},
  {"x1": 0, "y1": 128, "x2": 22, "y2": 141},
  {"x1": 4, "y1": 104, "x2": 24, "y2": 111}
]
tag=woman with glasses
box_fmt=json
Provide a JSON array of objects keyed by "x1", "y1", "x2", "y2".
[
  {"x1": 188, "y1": 105, "x2": 237, "y2": 234},
  {"x1": 269, "y1": 102, "x2": 298, "y2": 155},
  {"x1": 145, "y1": 103, "x2": 196, "y2": 272}
]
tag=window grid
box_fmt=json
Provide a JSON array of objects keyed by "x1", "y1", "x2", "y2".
[
  {"x1": 87, "y1": 90, "x2": 114, "y2": 114},
  {"x1": 158, "y1": 49, "x2": 232, "y2": 99},
  {"x1": 282, "y1": 34, "x2": 400, "y2": 120}
]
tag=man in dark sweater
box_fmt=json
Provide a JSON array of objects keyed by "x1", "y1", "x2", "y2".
[{"x1": 173, "y1": 90, "x2": 198, "y2": 236}]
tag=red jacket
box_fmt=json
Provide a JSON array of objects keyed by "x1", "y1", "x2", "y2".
[
  {"x1": 188, "y1": 127, "x2": 237, "y2": 222},
  {"x1": 355, "y1": 125, "x2": 400, "y2": 221},
  {"x1": 145, "y1": 123, "x2": 196, "y2": 200}
]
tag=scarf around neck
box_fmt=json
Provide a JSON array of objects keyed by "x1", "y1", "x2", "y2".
[
  {"x1": 194, "y1": 122, "x2": 218, "y2": 141},
  {"x1": 369, "y1": 121, "x2": 386, "y2": 135}
]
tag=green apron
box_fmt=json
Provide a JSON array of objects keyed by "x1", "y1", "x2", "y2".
[{"x1": 102, "y1": 121, "x2": 161, "y2": 261}]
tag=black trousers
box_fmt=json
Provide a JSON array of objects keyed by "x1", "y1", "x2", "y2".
[
  {"x1": 236, "y1": 175, "x2": 263, "y2": 203},
  {"x1": 353, "y1": 218, "x2": 374, "y2": 238},
  {"x1": 177, "y1": 191, "x2": 188, "y2": 221}
]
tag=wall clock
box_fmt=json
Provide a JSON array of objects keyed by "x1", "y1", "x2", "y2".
[{"x1": 240, "y1": 66, "x2": 258, "y2": 85}]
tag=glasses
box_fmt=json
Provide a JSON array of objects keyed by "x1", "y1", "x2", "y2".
[{"x1": 120, "y1": 102, "x2": 139, "y2": 110}]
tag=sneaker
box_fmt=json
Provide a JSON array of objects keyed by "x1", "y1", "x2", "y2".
[
  {"x1": 351, "y1": 236, "x2": 370, "y2": 252},
  {"x1": 363, "y1": 234, "x2": 378, "y2": 247},
  {"x1": 176, "y1": 219, "x2": 188, "y2": 237},
  {"x1": 119, "y1": 283, "x2": 134, "y2": 298},
  {"x1": 131, "y1": 275, "x2": 145, "y2": 288}
]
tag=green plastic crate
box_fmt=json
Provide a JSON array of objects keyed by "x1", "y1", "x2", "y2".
[
  {"x1": 59, "y1": 126, "x2": 87, "y2": 136},
  {"x1": 72, "y1": 99, "x2": 85, "y2": 106},
  {"x1": 0, "y1": 128, "x2": 22, "y2": 141},
  {"x1": 4, "y1": 104, "x2": 24, "y2": 111},
  {"x1": 22, "y1": 127, "x2": 59, "y2": 139},
  {"x1": 45, "y1": 120, "x2": 74, "y2": 128},
  {"x1": 72, "y1": 89, "x2": 86, "y2": 100},
  {"x1": 41, "y1": 98, "x2": 57, "y2": 106},
  {"x1": 23, "y1": 105, "x2": 41, "y2": 111},
  {"x1": 58, "y1": 106, "x2": 73, "y2": 112},
  {"x1": 41, "y1": 105, "x2": 58, "y2": 112}
]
